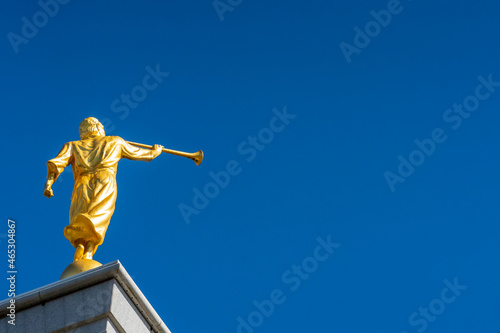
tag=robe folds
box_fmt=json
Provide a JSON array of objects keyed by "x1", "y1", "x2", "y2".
[{"x1": 47, "y1": 136, "x2": 155, "y2": 254}]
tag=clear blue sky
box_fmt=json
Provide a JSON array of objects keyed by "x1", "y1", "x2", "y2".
[{"x1": 2, "y1": 0, "x2": 500, "y2": 332}]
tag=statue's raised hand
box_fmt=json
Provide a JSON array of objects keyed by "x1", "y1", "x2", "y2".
[{"x1": 152, "y1": 144, "x2": 163, "y2": 158}]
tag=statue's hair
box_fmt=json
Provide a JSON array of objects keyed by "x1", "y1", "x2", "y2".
[{"x1": 79, "y1": 117, "x2": 105, "y2": 139}]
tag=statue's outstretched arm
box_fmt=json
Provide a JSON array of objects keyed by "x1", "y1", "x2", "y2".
[{"x1": 119, "y1": 137, "x2": 162, "y2": 161}]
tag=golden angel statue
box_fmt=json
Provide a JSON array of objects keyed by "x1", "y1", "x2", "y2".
[{"x1": 45, "y1": 117, "x2": 163, "y2": 278}]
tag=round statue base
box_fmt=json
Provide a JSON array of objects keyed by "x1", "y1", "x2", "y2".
[{"x1": 60, "y1": 259, "x2": 103, "y2": 280}]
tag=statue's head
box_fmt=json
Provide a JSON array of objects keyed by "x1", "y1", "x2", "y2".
[{"x1": 79, "y1": 117, "x2": 105, "y2": 140}]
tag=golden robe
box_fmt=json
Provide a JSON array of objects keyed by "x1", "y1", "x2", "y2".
[{"x1": 47, "y1": 136, "x2": 155, "y2": 254}]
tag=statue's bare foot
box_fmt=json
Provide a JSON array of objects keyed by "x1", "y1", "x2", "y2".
[{"x1": 73, "y1": 244, "x2": 84, "y2": 262}]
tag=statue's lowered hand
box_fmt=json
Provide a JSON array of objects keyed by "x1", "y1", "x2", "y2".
[{"x1": 44, "y1": 184, "x2": 54, "y2": 198}]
